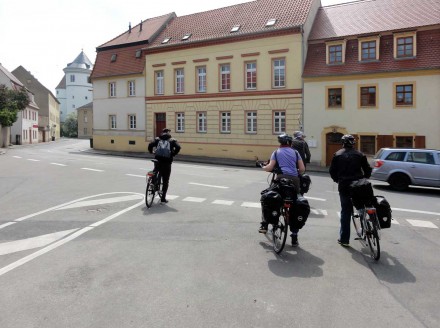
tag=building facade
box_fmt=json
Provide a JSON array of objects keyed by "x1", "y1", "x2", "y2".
[
  {"x1": 77, "y1": 102, "x2": 93, "y2": 139},
  {"x1": 56, "y1": 51, "x2": 94, "y2": 124},
  {"x1": 303, "y1": 0, "x2": 440, "y2": 166},
  {"x1": 12, "y1": 66, "x2": 60, "y2": 142}
]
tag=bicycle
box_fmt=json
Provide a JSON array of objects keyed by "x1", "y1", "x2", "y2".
[
  {"x1": 145, "y1": 159, "x2": 162, "y2": 208},
  {"x1": 351, "y1": 202, "x2": 381, "y2": 261}
]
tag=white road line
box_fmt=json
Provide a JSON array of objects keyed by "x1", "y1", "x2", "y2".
[
  {"x1": 182, "y1": 197, "x2": 206, "y2": 203},
  {"x1": 126, "y1": 174, "x2": 145, "y2": 178},
  {"x1": 50, "y1": 163, "x2": 67, "y2": 166},
  {"x1": 189, "y1": 182, "x2": 229, "y2": 189},
  {"x1": 56, "y1": 195, "x2": 143, "y2": 210},
  {"x1": 81, "y1": 168, "x2": 104, "y2": 172},
  {"x1": 241, "y1": 202, "x2": 260, "y2": 208},
  {"x1": 392, "y1": 208, "x2": 440, "y2": 216},
  {"x1": 0, "y1": 222, "x2": 17, "y2": 230},
  {"x1": 13, "y1": 156, "x2": 22, "y2": 158},
  {"x1": 310, "y1": 209, "x2": 328, "y2": 215},
  {"x1": 392, "y1": 219, "x2": 400, "y2": 225},
  {"x1": 406, "y1": 219, "x2": 438, "y2": 228},
  {"x1": 27, "y1": 159, "x2": 40, "y2": 162},
  {"x1": 212, "y1": 200, "x2": 234, "y2": 205},
  {"x1": 305, "y1": 196, "x2": 326, "y2": 202},
  {"x1": 166, "y1": 195, "x2": 179, "y2": 200}
]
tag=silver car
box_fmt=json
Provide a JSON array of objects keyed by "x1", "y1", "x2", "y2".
[{"x1": 371, "y1": 148, "x2": 440, "y2": 191}]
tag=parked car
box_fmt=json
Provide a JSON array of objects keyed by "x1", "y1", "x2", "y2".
[{"x1": 371, "y1": 148, "x2": 440, "y2": 191}]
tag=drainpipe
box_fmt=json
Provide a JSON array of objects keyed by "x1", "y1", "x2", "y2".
[{"x1": 300, "y1": 25, "x2": 305, "y2": 133}]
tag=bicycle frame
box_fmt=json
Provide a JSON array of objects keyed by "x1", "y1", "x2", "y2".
[{"x1": 352, "y1": 204, "x2": 381, "y2": 261}]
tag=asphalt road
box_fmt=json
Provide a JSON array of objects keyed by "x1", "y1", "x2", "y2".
[{"x1": 0, "y1": 139, "x2": 439, "y2": 328}]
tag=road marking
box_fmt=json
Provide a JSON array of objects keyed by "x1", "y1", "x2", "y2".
[
  {"x1": 310, "y1": 209, "x2": 328, "y2": 215},
  {"x1": 392, "y1": 208, "x2": 440, "y2": 216},
  {"x1": 212, "y1": 200, "x2": 234, "y2": 205},
  {"x1": 189, "y1": 182, "x2": 229, "y2": 189},
  {"x1": 241, "y1": 202, "x2": 260, "y2": 208},
  {"x1": 13, "y1": 156, "x2": 22, "y2": 158},
  {"x1": 392, "y1": 219, "x2": 400, "y2": 225},
  {"x1": 166, "y1": 195, "x2": 179, "y2": 200},
  {"x1": 406, "y1": 219, "x2": 438, "y2": 228},
  {"x1": 56, "y1": 194, "x2": 143, "y2": 210},
  {"x1": 305, "y1": 196, "x2": 326, "y2": 202},
  {"x1": 81, "y1": 168, "x2": 104, "y2": 172},
  {"x1": 27, "y1": 159, "x2": 40, "y2": 162},
  {"x1": 0, "y1": 229, "x2": 78, "y2": 255},
  {"x1": 50, "y1": 163, "x2": 67, "y2": 166},
  {"x1": 182, "y1": 197, "x2": 205, "y2": 202},
  {"x1": 126, "y1": 174, "x2": 145, "y2": 178},
  {"x1": 0, "y1": 222, "x2": 17, "y2": 230}
]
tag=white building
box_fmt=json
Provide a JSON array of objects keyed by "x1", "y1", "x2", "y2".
[{"x1": 56, "y1": 50, "x2": 94, "y2": 123}]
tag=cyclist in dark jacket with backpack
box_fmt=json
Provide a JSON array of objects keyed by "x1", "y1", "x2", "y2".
[
  {"x1": 329, "y1": 134, "x2": 372, "y2": 247},
  {"x1": 148, "y1": 128, "x2": 181, "y2": 204},
  {"x1": 292, "y1": 131, "x2": 311, "y2": 167}
]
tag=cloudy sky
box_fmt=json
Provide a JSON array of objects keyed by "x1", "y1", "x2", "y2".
[{"x1": 0, "y1": 0, "x2": 355, "y2": 92}]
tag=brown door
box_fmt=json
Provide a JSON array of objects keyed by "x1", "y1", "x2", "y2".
[
  {"x1": 326, "y1": 132, "x2": 344, "y2": 166},
  {"x1": 155, "y1": 113, "x2": 166, "y2": 137}
]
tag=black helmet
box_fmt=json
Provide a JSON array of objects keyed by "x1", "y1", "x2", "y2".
[
  {"x1": 341, "y1": 134, "x2": 355, "y2": 147},
  {"x1": 162, "y1": 128, "x2": 171, "y2": 133},
  {"x1": 277, "y1": 133, "x2": 293, "y2": 145}
]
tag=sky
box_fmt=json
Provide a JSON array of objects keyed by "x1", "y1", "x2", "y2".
[{"x1": 0, "y1": 0, "x2": 355, "y2": 93}]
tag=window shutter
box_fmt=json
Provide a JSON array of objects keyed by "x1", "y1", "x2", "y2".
[
  {"x1": 414, "y1": 136, "x2": 426, "y2": 148},
  {"x1": 377, "y1": 135, "x2": 394, "y2": 149}
]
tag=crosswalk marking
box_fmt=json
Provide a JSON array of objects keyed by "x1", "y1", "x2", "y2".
[
  {"x1": 50, "y1": 163, "x2": 67, "y2": 166},
  {"x1": 81, "y1": 168, "x2": 104, "y2": 172},
  {"x1": 182, "y1": 197, "x2": 205, "y2": 203},
  {"x1": 27, "y1": 159, "x2": 40, "y2": 162},
  {"x1": 56, "y1": 195, "x2": 143, "y2": 210},
  {"x1": 406, "y1": 219, "x2": 438, "y2": 228},
  {"x1": 241, "y1": 202, "x2": 261, "y2": 208},
  {"x1": 310, "y1": 209, "x2": 327, "y2": 215},
  {"x1": 212, "y1": 200, "x2": 234, "y2": 205}
]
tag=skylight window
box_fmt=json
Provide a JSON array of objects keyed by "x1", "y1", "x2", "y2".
[
  {"x1": 182, "y1": 33, "x2": 192, "y2": 41},
  {"x1": 111, "y1": 54, "x2": 117, "y2": 62},
  {"x1": 162, "y1": 37, "x2": 171, "y2": 44},
  {"x1": 231, "y1": 25, "x2": 241, "y2": 33},
  {"x1": 135, "y1": 50, "x2": 141, "y2": 58},
  {"x1": 265, "y1": 19, "x2": 277, "y2": 27}
]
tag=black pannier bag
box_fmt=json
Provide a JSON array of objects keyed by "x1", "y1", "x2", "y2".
[
  {"x1": 289, "y1": 196, "x2": 310, "y2": 230},
  {"x1": 278, "y1": 178, "x2": 297, "y2": 201},
  {"x1": 260, "y1": 190, "x2": 284, "y2": 225},
  {"x1": 349, "y1": 178, "x2": 375, "y2": 209},
  {"x1": 299, "y1": 174, "x2": 312, "y2": 194},
  {"x1": 374, "y1": 195, "x2": 392, "y2": 229}
]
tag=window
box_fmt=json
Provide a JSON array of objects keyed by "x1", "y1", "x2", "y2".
[
  {"x1": 231, "y1": 25, "x2": 241, "y2": 33},
  {"x1": 84, "y1": 128, "x2": 88, "y2": 135},
  {"x1": 360, "y1": 136, "x2": 376, "y2": 155},
  {"x1": 197, "y1": 112, "x2": 207, "y2": 133},
  {"x1": 246, "y1": 111, "x2": 257, "y2": 133},
  {"x1": 109, "y1": 82, "x2": 116, "y2": 97},
  {"x1": 182, "y1": 33, "x2": 192, "y2": 41},
  {"x1": 407, "y1": 152, "x2": 435, "y2": 165},
  {"x1": 109, "y1": 115, "x2": 117, "y2": 129},
  {"x1": 176, "y1": 113, "x2": 185, "y2": 132},
  {"x1": 329, "y1": 45, "x2": 342, "y2": 64},
  {"x1": 70, "y1": 75, "x2": 75, "y2": 82},
  {"x1": 266, "y1": 19, "x2": 277, "y2": 27},
  {"x1": 245, "y1": 62, "x2": 257, "y2": 90},
  {"x1": 175, "y1": 69, "x2": 184, "y2": 93},
  {"x1": 395, "y1": 84, "x2": 414, "y2": 106},
  {"x1": 111, "y1": 54, "x2": 117, "y2": 62},
  {"x1": 220, "y1": 64, "x2": 231, "y2": 91},
  {"x1": 361, "y1": 41, "x2": 376, "y2": 61},
  {"x1": 84, "y1": 115, "x2": 88, "y2": 123},
  {"x1": 327, "y1": 87, "x2": 343, "y2": 108},
  {"x1": 272, "y1": 58, "x2": 285, "y2": 88},
  {"x1": 396, "y1": 136, "x2": 413, "y2": 148},
  {"x1": 128, "y1": 115, "x2": 136, "y2": 129},
  {"x1": 220, "y1": 112, "x2": 231, "y2": 133},
  {"x1": 128, "y1": 81, "x2": 135, "y2": 96},
  {"x1": 273, "y1": 111, "x2": 285, "y2": 134},
  {"x1": 155, "y1": 71, "x2": 164, "y2": 95},
  {"x1": 360, "y1": 86, "x2": 376, "y2": 107},
  {"x1": 394, "y1": 32, "x2": 416, "y2": 58},
  {"x1": 196, "y1": 66, "x2": 207, "y2": 93},
  {"x1": 162, "y1": 37, "x2": 171, "y2": 44},
  {"x1": 385, "y1": 152, "x2": 406, "y2": 161},
  {"x1": 135, "y1": 50, "x2": 142, "y2": 58}
]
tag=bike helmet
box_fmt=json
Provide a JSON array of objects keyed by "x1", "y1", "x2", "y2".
[
  {"x1": 341, "y1": 134, "x2": 355, "y2": 147},
  {"x1": 277, "y1": 133, "x2": 293, "y2": 145},
  {"x1": 162, "y1": 128, "x2": 171, "y2": 133}
]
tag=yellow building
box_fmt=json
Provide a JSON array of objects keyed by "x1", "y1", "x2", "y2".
[{"x1": 145, "y1": 0, "x2": 320, "y2": 160}]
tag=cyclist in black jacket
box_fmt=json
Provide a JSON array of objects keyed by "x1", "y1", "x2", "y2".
[
  {"x1": 148, "y1": 129, "x2": 181, "y2": 204},
  {"x1": 329, "y1": 135, "x2": 372, "y2": 247}
]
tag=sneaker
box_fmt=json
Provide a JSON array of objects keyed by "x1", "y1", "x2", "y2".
[
  {"x1": 258, "y1": 224, "x2": 268, "y2": 234},
  {"x1": 338, "y1": 239, "x2": 350, "y2": 247},
  {"x1": 291, "y1": 235, "x2": 299, "y2": 247},
  {"x1": 160, "y1": 199, "x2": 169, "y2": 204}
]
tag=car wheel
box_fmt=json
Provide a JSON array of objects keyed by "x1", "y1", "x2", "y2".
[{"x1": 388, "y1": 173, "x2": 410, "y2": 191}]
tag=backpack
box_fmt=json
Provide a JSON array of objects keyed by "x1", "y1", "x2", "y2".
[
  {"x1": 290, "y1": 196, "x2": 310, "y2": 230},
  {"x1": 155, "y1": 139, "x2": 171, "y2": 158}
]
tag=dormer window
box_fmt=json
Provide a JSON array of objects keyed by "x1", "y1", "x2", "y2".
[
  {"x1": 265, "y1": 19, "x2": 277, "y2": 27},
  {"x1": 135, "y1": 50, "x2": 141, "y2": 58},
  {"x1": 182, "y1": 33, "x2": 192, "y2": 41},
  {"x1": 231, "y1": 25, "x2": 241, "y2": 33},
  {"x1": 394, "y1": 31, "x2": 417, "y2": 59},
  {"x1": 358, "y1": 36, "x2": 380, "y2": 61},
  {"x1": 111, "y1": 54, "x2": 117, "y2": 62},
  {"x1": 326, "y1": 40, "x2": 347, "y2": 65},
  {"x1": 162, "y1": 37, "x2": 171, "y2": 44}
]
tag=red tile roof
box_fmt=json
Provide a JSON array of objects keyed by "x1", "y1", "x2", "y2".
[
  {"x1": 309, "y1": 0, "x2": 440, "y2": 41},
  {"x1": 147, "y1": 0, "x2": 315, "y2": 49},
  {"x1": 303, "y1": 30, "x2": 440, "y2": 77},
  {"x1": 98, "y1": 13, "x2": 176, "y2": 49}
]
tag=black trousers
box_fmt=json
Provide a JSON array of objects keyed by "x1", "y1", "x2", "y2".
[{"x1": 155, "y1": 160, "x2": 172, "y2": 200}]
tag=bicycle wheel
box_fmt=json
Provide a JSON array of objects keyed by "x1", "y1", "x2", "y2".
[
  {"x1": 145, "y1": 177, "x2": 156, "y2": 208},
  {"x1": 365, "y1": 213, "x2": 380, "y2": 261},
  {"x1": 272, "y1": 210, "x2": 288, "y2": 254},
  {"x1": 351, "y1": 209, "x2": 363, "y2": 238}
]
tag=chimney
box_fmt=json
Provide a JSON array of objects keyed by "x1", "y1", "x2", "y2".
[
  {"x1": 129, "y1": 22, "x2": 131, "y2": 33},
  {"x1": 140, "y1": 20, "x2": 143, "y2": 31}
]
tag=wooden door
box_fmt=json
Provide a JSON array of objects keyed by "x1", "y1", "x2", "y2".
[
  {"x1": 155, "y1": 113, "x2": 166, "y2": 137},
  {"x1": 326, "y1": 132, "x2": 344, "y2": 166}
]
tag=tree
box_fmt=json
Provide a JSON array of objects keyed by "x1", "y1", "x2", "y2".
[
  {"x1": 62, "y1": 112, "x2": 78, "y2": 138},
  {"x1": 0, "y1": 84, "x2": 30, "y2": 147}
]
